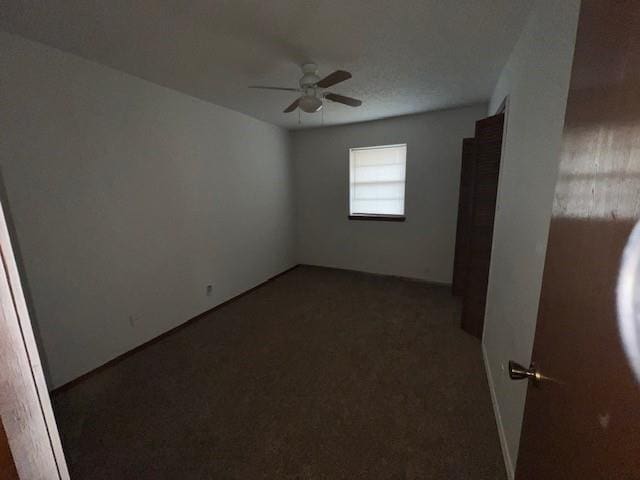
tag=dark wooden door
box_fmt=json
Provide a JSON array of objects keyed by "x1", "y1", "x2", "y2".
[
  {"x1": 452, "y1": 138, "x2": 476, "y2": 296},
  {"x1": 461, "y1": 113, "x2": 504, "y2": 338},
  {"x1": 0, "y1": 420, "x2": 18, "y2": 480},
  {"x1": 516, "y1": 2, "x2": 640, "y2": 478}
]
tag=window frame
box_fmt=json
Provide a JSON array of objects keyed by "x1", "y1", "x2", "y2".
[{"x1": 347, "y1": 143, "x2": 407, "y2": 222}]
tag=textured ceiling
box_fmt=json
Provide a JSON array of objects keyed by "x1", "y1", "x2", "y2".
[{"x1": 1, "y1": 0, "x2": 531, "y2": 129}]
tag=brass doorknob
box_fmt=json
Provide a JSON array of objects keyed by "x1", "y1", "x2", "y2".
[{"x1": 508, "y1": 360, "x2": 541, "y2": 383}]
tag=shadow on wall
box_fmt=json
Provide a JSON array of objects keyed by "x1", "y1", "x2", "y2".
[{"x1": 0, "y1": 166, "x2": 53, "y2": 385}]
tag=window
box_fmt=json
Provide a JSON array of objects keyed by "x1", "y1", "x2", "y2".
[{"x1": 349, "y1": 144, "x2": 407, "y2": 221}]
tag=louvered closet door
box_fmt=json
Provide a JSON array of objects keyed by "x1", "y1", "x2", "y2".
[
  {"x1": 452, "y1": 137, "x2": 477, "y2": 296},
  {"x1": 461, "y1": 113, "x2": 504, "y2": 339}
]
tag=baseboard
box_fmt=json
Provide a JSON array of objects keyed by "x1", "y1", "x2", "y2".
[
  {"x1": 51, "y1": 264, "x2": 300, "y2": 395},
  {"x1": 482, "y1": 343, "x2": 515, "y2": 480},
  {"x1": 299, "y1": 263, "x2": 452, "y2": 287}
]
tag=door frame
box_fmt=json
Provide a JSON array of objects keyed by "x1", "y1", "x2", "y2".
[{"x1": 0, "y1": 195, "x2": 69, "y2": 479}]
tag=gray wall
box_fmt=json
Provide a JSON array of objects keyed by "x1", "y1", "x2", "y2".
[
  {"x1": 0, "y1": 31, "x2": 295, "y2": 389},
  {"x1": 292, "y1": 105, "x2": 486, "y2": 283},
  {"x1": 481, "y1": 1, "x2": 580, "y2": 477}
]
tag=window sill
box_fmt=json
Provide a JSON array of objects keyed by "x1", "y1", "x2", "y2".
[{"x1": 348, "y1": 214, "x2": 406, "y2": 222}]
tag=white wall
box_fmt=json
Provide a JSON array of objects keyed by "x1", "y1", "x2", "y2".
[
  {"x1": 482, "y1": 1, "x2": 580, "y2": 477},
  {"x1": 293, "y1": 105, "x2": 486, "y2": 283},
  {"x1": 0, "y1": 31, "x2": 295, "y2": 389}
]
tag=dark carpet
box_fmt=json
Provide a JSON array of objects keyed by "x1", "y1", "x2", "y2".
[{"x1": 52, "y1": 265, "x2": 506, "y2": 479}]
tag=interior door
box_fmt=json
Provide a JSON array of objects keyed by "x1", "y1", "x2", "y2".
[
  {"x1": 461, "y1": 113, "x2": 504, "y2": 338},
  {"x1": 452, "y1": 137, "x2": 476, "y2": 296},
  {"x1": 515, "y1": 1, "x2": 640, "y2": 478}
]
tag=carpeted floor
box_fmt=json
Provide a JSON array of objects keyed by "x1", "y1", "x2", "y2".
[{"x1": 52, "y1": 265, "x2": 506, "y2": 479}]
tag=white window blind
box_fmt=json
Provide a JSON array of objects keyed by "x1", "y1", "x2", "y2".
[{"x1": 349, "y1": 144, "x2": 407, "y2": 216}]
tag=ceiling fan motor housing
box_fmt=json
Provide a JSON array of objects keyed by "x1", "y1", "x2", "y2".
[{"x1": 299, "y1": 63, "x2": 320, "y2": 88}]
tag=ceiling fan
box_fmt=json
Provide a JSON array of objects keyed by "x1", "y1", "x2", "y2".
[{"x1": 249, "y1": 63, "x2": 362, "y2": 113}]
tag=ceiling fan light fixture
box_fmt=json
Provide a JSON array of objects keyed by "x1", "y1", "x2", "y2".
[{"x1": 298, "y1": 95, "x2": 323, "y2": 113}]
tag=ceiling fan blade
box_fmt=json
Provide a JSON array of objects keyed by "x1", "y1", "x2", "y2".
[
  {"x1": 249, "y1": 86, "x2": 300, "y2": 92},
  {"x1": 324, "y1": 93, "x2": 362, "y2": 107},
  {"x1": 316, "y1": 70, "x2": 352, "y2": 88},
  {"x1": 284, "y1": 98, "x2": 300, "y2": 113}
]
